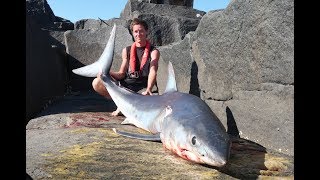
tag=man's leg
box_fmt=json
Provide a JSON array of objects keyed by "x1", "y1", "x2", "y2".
[
  {"x1": 92, "y1": 77, "x2": 111, "y2": 98},
  {"x1": 111, "y1": 107, "x2": 122, "y2": 116},
  {"x1": 93, "y1": 77, "x2": 124, "y2": 116}
]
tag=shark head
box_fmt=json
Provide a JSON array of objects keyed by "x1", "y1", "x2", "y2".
[
  {"x1": 188, "y1": 127, "x2": 231, "y2": 167},
  {"x1": 160, "y1": 97, "x2": 231, "y2": 167}
]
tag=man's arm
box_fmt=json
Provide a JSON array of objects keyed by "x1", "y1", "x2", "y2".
[
  {"x1": 109, "y1": 48, "x2": 129, "y2": 80},
  {"x1": 142, "y1": 49, "x2": 160, "y2": 95}
]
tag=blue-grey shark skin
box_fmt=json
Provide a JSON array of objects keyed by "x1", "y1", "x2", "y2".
[{"x1": 72, "y1": 24, "x2": 231, "y2": 167}]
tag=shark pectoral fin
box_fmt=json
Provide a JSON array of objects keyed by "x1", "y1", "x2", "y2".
[
  {"x1": 121, "y1": 117, "x2": 146, "y2": 130},
  {"x1": 112, "y1": 128, "x2": 161, "y2": 142},
  {"x1": 121, "y1": 117, "x2": 134, "y2": 125}
]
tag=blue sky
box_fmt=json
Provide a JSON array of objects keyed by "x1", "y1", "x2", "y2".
[{"x1": 47, "y1": 0, "x2": 230, "y2": 23}]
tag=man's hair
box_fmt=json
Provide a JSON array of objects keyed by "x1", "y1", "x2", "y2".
[{"x1": 130, "y1": 18, "x2": 149, "y2": 32}]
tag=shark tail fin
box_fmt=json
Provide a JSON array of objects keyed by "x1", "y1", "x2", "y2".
[
  {"x1": 102, "y1": 24, "x2": 116, "y2": 75},
  {"x1": 71, "y1": 24, "x2": 116, "y2": 78}
]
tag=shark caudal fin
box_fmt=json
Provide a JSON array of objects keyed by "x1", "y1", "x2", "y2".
[
  {"x1": 71, "y1": 62, "x2": 101, "y2": 77},
  {"x1": 163, "y1": 61, "x2": 178, "y2": 93},
  {"x1": 72, "y1": 24, "x2": 116, "y2": 77}
]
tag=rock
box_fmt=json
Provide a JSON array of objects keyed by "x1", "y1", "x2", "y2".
[{"x1": 26, "y1": 91, "x2": 294, "y2": 179}]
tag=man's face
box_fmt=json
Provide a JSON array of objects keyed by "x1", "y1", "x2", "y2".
[{"x1": 132, "y1": 24, "x2": 147, "y2": 44}]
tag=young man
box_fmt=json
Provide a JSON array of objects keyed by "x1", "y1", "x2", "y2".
[{"x1": 92, "y1": 18, "x2": 160, "y2": 116}]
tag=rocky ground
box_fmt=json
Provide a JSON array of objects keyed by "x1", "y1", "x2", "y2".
[{"x1": 26, "y1": 91, "x2": 294, "y2": 179}]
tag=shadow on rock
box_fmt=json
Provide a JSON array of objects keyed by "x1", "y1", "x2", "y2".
[
  {"x1": 219, "y1": 137, "x2": 267, "y2": 179},
  {"x1": 215, "y1": 107, "x2": 294, "y2": 179},
  {"x1": 35, "y1": 90, "x2": 117, "y2": 118}
]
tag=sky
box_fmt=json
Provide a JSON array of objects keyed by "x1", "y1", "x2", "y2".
[{"x1": 47, "y1": 0, "x2": 231, "y2": 23}]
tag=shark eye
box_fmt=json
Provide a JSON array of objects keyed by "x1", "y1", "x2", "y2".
[{"x1": 191, "y1": 136, "x2": 197, "y2": 145}]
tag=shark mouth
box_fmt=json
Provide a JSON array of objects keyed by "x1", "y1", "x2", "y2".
[
  {"x1": 179, "y1": 148, "x2": 201, "y2": 163},
  {"x1": 162, "y1": 139, "x2": 227, "y2": 167},
  {"x1": 162, "y1": 140, "x2": 201, "y2": 163}
]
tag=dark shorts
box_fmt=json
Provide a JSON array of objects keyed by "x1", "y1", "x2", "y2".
[
  {"x1": 119, "y1": 80, "x2": 146, "y2": 93},
  {"x1": 119, "y1": 78, "x2": 159, "y2": 94}
]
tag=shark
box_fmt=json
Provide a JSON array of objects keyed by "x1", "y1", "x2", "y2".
[{"x1": 72, "y1": 24, "x2": 231, "y2": 167}]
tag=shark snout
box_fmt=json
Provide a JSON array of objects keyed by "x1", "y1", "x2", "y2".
[
  {"x1": 201, "y1": 141, "x2": 230, "y2": 167},
  {"x1": 202, "y1": 155, "x2": 228, "y2": 167},
  {"x1": 214, "y1": 157, "x2": 227, "y2": 167}
]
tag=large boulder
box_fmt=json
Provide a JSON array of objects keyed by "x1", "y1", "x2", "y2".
[
  {"x1": 26, "y1": 0, "x2": 56, "y2": 28},
  {"x1": 26, "y1": 0, "x2": 74, "y2": 50},
  {"x1": 26, "y1": 0, "x2": 74, "y2": 31},
  {"x1": 26, "y1": 14, "x2": 68, "y2": 122},
  {"x1": 120, "y1": 0, "x2": 204, "y2": 46}
]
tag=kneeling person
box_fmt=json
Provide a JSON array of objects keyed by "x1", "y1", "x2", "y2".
[{"x1": 92, "y1": 18, "x2": 160, "y2": 116}]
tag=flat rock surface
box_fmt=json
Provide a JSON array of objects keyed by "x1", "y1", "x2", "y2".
[{"x1": 26, "y1": 91, "x2": 294, "y2": 179}]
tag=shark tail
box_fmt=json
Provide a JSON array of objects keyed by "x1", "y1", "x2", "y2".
[{"x1": 72, "y1": 24, "x2": 117, "y2": 77}]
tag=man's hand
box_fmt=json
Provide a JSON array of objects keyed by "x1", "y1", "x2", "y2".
[
  {"x1": 142, "y1": 88, "x2": 153, "y2": 96},
  {"x1": 97, "y1": 71, "x2": 102, "y2": 78}
]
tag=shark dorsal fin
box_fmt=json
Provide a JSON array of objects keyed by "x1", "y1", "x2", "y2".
[{"x1": 164, "y1": 61, "x2": 178, "y2": 93}]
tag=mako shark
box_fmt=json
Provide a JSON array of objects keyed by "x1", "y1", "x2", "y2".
[{"x1": 72, "y1": 24, "x2": 231, "y2": 167}]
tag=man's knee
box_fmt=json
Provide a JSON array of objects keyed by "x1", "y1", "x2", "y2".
[
  {"x1": 92, "y1": 78, "x2": 100, "y2": 91},
  {"x1": 92, "y1": 78, "x2": 110, "y2": 98}
]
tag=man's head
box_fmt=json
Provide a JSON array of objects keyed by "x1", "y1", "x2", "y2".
[
  {"x1": 130, "y1": 18, "x2": 149, "y2": 44},
  {"x1": 130, "y1": 18, "x2": 149, "y2": 32}
]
